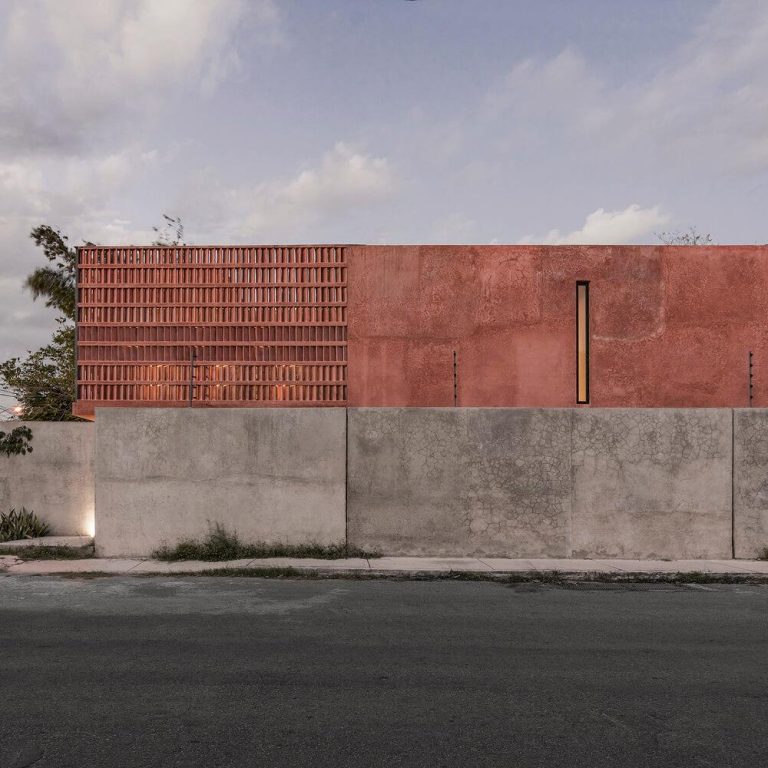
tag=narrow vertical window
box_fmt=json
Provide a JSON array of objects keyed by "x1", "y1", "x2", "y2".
[{"x1": 576, "y1": 281, "x2": 590, "y2": 404}]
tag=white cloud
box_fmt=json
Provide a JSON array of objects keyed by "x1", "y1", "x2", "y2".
[
  {"x1": 0, "y1": 0, "x2": 274, "y2": 362},
  {"x1": 520, "y1": 204, "x2": 670, "y2": 245},
  {"x1": 485, "y1": 0, "x2": 768, "y2": 174},
  {"x1": 0, "y1": 146, "x2": 164, "y2": 362},
  {"x1": 485, "y1": 48, "x2": 609, "y2": 131},
  {"x1": 0, "y1": 148, "x2": 159, "y2": 220},
  {"x1": 0, "y1": 0, "x2": 279, "y2": 152},
  {"x1": 185, "y1": 142, "x2": 395, "y2": 240},
  {"x1": 276, "y1": 143, "x2": 393, "y2": 212}
]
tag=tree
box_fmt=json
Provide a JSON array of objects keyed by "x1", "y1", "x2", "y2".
[
  {"x1": 0, "y1": 426, "x2": 33, "y2": 456},
  {"x1": 0, "y1": 325, "x2": 77, "y2": 421},
  {"x1": 656, "y1": 226, "x2": 714, "y2": 245},
  {"x1": 0, "y1": 226, "x2": 79, "y2": 420}
]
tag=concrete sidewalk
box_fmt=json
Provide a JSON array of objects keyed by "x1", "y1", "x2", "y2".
[{"x1": 3, "y1": 555, "x2": 768, "y2": 577}]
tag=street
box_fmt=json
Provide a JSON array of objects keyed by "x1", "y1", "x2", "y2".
[{"x1": 1, "y1": 575, "x2": 767, "y2": 767}]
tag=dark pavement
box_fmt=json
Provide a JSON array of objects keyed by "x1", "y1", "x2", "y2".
[{"x1": 1, "y1": 575, "x2": 767, "y2": 768}]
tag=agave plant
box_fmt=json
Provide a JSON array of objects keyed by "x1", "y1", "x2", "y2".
[{"x1": 0, "y1": 507, "x2": 50, "y2": 542}]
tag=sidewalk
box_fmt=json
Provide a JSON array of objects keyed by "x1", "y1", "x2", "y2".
[{"x1": 3, "y1": 555, "x2": 768, "y2": 578}]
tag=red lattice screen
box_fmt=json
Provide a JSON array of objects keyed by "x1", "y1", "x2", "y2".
[{"x1": 74, "y1": 245, "x2": 347, "y2": 419}]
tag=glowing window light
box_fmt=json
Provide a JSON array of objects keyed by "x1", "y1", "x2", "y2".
[{"x1": 576, "y1": 281, "x2": 590, "y2": 404}]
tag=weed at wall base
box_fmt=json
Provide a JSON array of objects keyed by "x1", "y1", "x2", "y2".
[{"x1": 152, "y1": 523, "x2": 379, "y2": 562}]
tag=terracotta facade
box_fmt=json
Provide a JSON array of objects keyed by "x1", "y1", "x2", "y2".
[{"x1": 74, "y1": 244, "x2": 768, "y2": 418}]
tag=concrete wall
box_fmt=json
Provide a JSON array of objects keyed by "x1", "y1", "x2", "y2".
[
  {"x1": 94, "y1": 408, "x2": 346, "y2": 557},
  {"x1": 5, "y1": 408, "x2": 768, "y2": 559},
  {"x1": 571, "y1": 409, "x2": 732, "y2": 559},
  {"x1": 348, "y1": 408, "x2": 572, "y2": 557},
  {"x1": 734, "y1": 409, "x2": 768, "y2": 558},
  {"x1": 348, "y1": 408, "x2": 733, "y2": 559},
  {"x1": 347, "y1": 245, "x2": 768, "y2": 408},
  {"x1": 0, "y1": 422, "x2": 94, "y2": 536}
]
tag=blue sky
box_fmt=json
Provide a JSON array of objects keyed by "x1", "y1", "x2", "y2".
[{"x1": 1, "y1": 0, "x2": 767, "y2": 361}]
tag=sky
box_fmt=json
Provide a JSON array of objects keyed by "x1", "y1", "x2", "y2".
[{"x1": 1, "y1": 0, "x2": 767, "y2": 363}]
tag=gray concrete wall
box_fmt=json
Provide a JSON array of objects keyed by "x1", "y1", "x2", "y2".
[
  {"x1": 347, "y1": 408, "x2": 572, "y2": 557},
  {"x1": 0, "y1": 421, "x2": 95, "y2": 536},
  {"x1": 94, "y1": 408, "x2": 346, "y2": 557},
  {"x1": 4, "y1": 408, "x2": 763, "y2": 559},
  {"x1": 571, "y1": 409, "x2": 732, "y2": 559},
  {"x1": 348, "y1": 408, "x2": 734, "y2": 559},
  {"x1": 734, "y1": 409, "x2": 768, "y2": 558}
]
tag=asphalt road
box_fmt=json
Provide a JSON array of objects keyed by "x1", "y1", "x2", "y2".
[{"x1": 1, "y1": 575, "x2": 767, "y2": 768}]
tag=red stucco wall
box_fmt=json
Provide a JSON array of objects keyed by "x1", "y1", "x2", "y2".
[{"x1": 347, "y1": 245, "x2": 768, "y2": 407}]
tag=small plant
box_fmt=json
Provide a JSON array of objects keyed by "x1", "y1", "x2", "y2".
[
  {"x1": 0, "y1": 507, "x2": 50, "y2": 542},
  {"x1": 0, "y1": 426, "x2": 33, "y2": 456},
  {"x1": 757, "y1": 547, "x2": 768, "y2": 561},
  {"x1": 153, "y1": 523, "x2": 380, "y2": 562}
]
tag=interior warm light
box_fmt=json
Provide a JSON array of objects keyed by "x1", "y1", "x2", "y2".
[{"x1": 576, "y1": 281, "x2": 590, "y2": 404}]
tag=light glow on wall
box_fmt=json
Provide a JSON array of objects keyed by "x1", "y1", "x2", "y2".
[{"x1": 82, "y1": 505, "x2": 96, "y2": 538}]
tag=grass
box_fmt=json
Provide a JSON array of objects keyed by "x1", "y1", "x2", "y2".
[
  {"x1": 152, "y1": 524, "x2": 380, "y2": 562},
  {"x1": 0, "y1": 544, "x2": 94, "y2": 560}
]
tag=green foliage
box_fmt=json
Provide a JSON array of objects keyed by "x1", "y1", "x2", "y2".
[
  {"x1": 26, "y1": 225, "x2": 78, "y2": 322},
  {"x1": 153, "y1": 523, "x2": 379, "y2": 561},
  {"x1": 0, "y1": 425, "x2": 33, "y2": 456},
  {"x1": 0, "y1": 326, "x2": 77, "y2": 420},
  {"x1": 0, "y1": 507, "x2": 50, "y2": 542},
  {"x1": 0, "y1": 225, "x2": 79, "y2": 421}
]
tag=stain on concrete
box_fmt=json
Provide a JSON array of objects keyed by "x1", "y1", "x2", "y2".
[
  {"x1": 571, "y1": 409, "x2": 732, "y2": 559},
  {"x1": 734, "y1": 409, "x2": 768, "y2": 558},
  {"x1": 348, "y1": 408, "x2": 571, "y2": 557}
]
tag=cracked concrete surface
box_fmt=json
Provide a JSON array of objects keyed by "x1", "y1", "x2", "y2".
[
  {"x1": 571, "y1": 409, "x2": 732, "y2": 559},
  {"x1": 348, "y1": 408, "x2": 733, "y2": 559},
  {"x1": 734, "y1": 409, "x2": 768, "y2": 558},
  {"x1": 95, "y1": 408, "x2": 347, "y2": 557},
  {"x1": 348, "y1": 408, "x2": 572, "y2": 557}
]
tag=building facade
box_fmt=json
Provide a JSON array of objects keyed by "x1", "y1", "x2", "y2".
[{"x1": 74, "y1": 243, "x2": 768, "y2": 419}]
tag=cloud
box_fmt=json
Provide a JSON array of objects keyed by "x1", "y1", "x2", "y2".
[
  {"x1": 0, "y1": 146, "x2": 165, "y2": 362},
  {"x1": 484, "y1": 0, "x2": 768, "y2": 175},
  {"x1": 0, "y1": 0, "x2": 279, "y2": 153},
  {"x1": 184, "y1": 142, "x2": 395, "y2": 240},
  {"x1": 0, "y1": 148, "x2": 160, "y2": 221},
  {"x1": 0, "y1": 0, "x2": 276, "y2": 362},
  {"x1": 485, "y1": 48, "x2": 608, "y2": 131},
  {"x1": 520, "y1": 204, "x2": 670, "y2": 245}
]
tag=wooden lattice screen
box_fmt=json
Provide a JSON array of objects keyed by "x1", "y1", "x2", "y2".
[{"x1": 74, "y1": 245, "x2": 347, "y2": 419}]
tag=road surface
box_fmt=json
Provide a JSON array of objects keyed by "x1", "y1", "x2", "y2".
[{"x1": 1, "y1": 575, "x2": 767, "y2": 767}]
